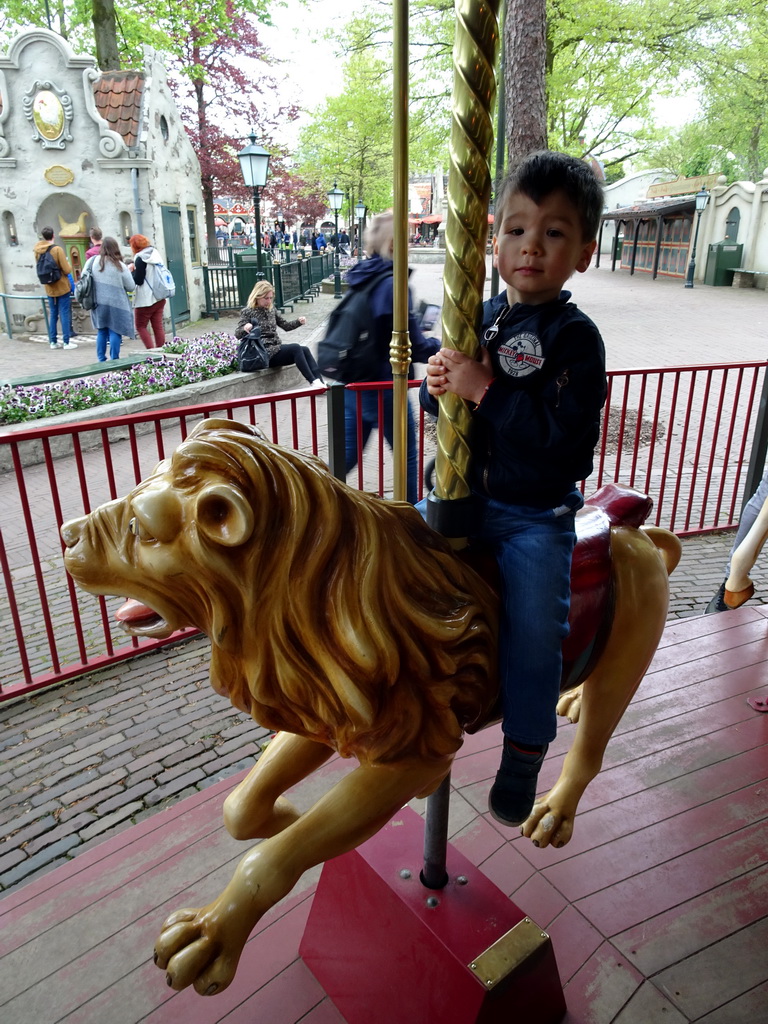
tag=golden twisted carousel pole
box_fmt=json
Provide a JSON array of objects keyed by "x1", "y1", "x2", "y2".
[
  {"x1": 426, "y1": 0, "x2": 501, "y2": 543},
  {"x1": 390, "y1": 0, "x2": 411, "y2": 502},
  {"x1": 418, "y1": 0, "x2": 501, "y2": 888}
]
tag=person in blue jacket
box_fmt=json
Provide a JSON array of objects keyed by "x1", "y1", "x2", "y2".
[
  {"x1": 420, "y1": 151, "x2": 607, "y2": 830},
  {"x1": 343, "y1": 212, "x2": 440, "y2": 503}
]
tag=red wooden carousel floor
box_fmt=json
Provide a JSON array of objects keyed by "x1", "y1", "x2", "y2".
[{"x1": 1, "y1": 608, "x2": 766, "y2": 1024}]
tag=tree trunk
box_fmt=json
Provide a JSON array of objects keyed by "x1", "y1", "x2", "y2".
[
  {"x1": 503, "y1": 0, "x2": 547, "y2": 166},
  {"x1": 92, "y1": 0, "x2": 122, "y2": 71}
]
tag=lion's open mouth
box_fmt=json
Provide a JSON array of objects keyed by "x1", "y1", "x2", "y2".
[{"x1": 115, "y1": 598, "x2": 171, "y2": 637}]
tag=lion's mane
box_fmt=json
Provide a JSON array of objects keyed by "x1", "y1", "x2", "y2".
[{"x1": 173, "y1": 420, "x2": 499, "y2": 766}]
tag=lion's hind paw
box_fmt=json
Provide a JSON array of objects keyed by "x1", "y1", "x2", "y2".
[
  {"x1": 556, "y1": 685, "x2": 583, "y2": 723},
  {"x1": 154, "y1": 907, "x2": 239, "y2": 996},
  {"x1": 520, "y1": 802, "x2": 574, "y2": 850}
]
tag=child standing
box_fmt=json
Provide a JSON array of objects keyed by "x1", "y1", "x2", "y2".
[
  {"x1": 235, "y1": 281, "x2": 323, "y2": 387},
  {"x1": 420, "y1": 151, "x2": 607, "y2": 827}
]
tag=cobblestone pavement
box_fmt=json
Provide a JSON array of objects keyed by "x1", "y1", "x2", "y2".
[{"x1": 2, "y1": 266, "x2": 768, "y2": 896}]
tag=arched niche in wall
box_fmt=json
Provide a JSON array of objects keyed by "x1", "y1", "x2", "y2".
[
  {"x1": 119, "y1": 212, "x2": 133, "y2": 245},
  {"x1": 2, "y1": 211, "x2": 18, "y2": 246},
  {"x1": 724, "y1": 207, "x2": 740, "y2": 242},
  {"x1": 34, "y1": 193, "x2": 94, "y2": 246}
]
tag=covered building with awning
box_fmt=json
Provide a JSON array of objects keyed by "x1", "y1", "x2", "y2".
[
  {"x1": 596, "y1": 173, "x2": 727, "y2": 281},
  {"x1": 597, "y1": 195, "x2": 698, "y2": 279}
]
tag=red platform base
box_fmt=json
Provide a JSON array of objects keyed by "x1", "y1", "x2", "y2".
[{"x1": 300, "y1": 806, "x2": 566, "y2": 1024}]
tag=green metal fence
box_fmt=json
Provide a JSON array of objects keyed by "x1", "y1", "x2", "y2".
[
  {"x1": 202, "y1": 252, "x2": 334, "y2": 317},
  {"x1": 1, "y1": 293, "x2": 49, "y2": 339}
]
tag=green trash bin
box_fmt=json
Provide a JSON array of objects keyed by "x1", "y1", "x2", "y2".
[
  {"x1": 704, "y1": 243, "x2": 743, "y2": 286},
  {"x1": 233, "y1": 245, "x2": 263, "y2": 306}
]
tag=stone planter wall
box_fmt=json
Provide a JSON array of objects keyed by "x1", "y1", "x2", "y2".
[{"x1": 0, "y1": 364, "x2": 306, "y2": 473}]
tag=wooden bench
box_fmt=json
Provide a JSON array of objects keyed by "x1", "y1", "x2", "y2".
[
  {"x1": 732, "y1": 268, "x2": 768, "y2": 289},
  {"x1": 0, "y1": 353, "x2": 164, "y2": 388}
]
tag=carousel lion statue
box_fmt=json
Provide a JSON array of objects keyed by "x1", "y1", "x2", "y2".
[{"x1": 61, "y1": 418, "x2": 680, "y2": 997}]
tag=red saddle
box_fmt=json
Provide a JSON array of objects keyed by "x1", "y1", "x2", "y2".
[{"x1": 460, "y1": 482, "x2": 654, "y2": 693}]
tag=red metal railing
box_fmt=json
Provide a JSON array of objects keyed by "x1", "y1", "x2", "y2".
[{"x1": 1, "y1": 361, "x2": 765, "y2": 702}]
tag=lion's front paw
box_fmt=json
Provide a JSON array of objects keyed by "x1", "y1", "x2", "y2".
[
  {"x1": 153, "y1": 905, "x2": 244, "y2": 996},
  {"x1": 520, "y1": 800, "x2": 574, "y2": 850},
  {"x1": 556, "y1": 685, "x2": 583, "y2": 723}
]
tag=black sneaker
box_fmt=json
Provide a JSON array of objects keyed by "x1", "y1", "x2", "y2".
[
  {"x1": 488, "y1": 740, "x2": 548, "y2": 827},
  {"x1": 705, "y1": 580, "x2": 730, "y2": 614}
]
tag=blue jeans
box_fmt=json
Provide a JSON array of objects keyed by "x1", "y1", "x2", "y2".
[
  {"x1": 344, "y1": 389, "x2": 418, "y2": 504},
  {"x1": 47, "y1": 293, "x2": 71, "y2": 346},
  {"x1": 96, "y1": 328, "x2": 122, "y2": 361},
  {"x1": 417, "y1": 488, "x2": 581, "y2": 744},
  {"x1": 478, "y1": 492, "x2": 581, "y2": 745}
]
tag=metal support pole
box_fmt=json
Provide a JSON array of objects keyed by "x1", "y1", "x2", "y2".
[
  {"x1": 254, "y1": 187, "x2": 265, "y2": 280},
  {"x1": 420, "y1": 775, "x2": 451, "y2": 889},
  {"x1": 391, "y1": 0, "x2": 411, "y2": 505},
  {"x1": 333, "y1": 211, "x2": 342, "y2": 299},
  {"x1": 685, "y1": 210, "x2": 703, "y2": 288},
  {"x1": 325, "y1": 382, "x2": 348, "y2": 481}
]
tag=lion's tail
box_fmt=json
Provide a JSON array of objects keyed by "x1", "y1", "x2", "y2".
[{"x1": 642, "y1": 526, "x2": 682, "y2": 576}]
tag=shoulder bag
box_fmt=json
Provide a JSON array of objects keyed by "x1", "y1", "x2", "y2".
[{"x1": 236, "y1": 326, "x2": 269, "y2": 372}]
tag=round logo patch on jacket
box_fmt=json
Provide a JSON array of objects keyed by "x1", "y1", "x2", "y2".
[{"x1": 498, "y1": 332, "x2": 545, "y2": 378}]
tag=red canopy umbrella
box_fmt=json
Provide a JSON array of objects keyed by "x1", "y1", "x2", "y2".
[{"x1": 214, "y1": 217, "x2": 227, "y2": 227}]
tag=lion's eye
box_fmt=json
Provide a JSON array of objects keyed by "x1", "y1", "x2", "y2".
[{"x1": 128, "y1": 516, "x2": 155, "y2": 542}]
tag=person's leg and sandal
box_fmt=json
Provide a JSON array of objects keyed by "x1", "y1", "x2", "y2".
[
  {"x1": 706, "y1": 471, "x2": 768, "y2": 612},
  {"x1": 484, "y1": 497, "x2": 578, "y2": 827}
]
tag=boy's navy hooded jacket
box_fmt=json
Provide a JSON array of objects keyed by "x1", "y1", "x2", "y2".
[
  {"x1": 419, "y1": 290, "x2": 607, "y2": 508},
  {"x1": 344, "y1": 254, "x2": 440, "y2": 380}
]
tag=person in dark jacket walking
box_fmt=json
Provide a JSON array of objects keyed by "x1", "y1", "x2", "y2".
[
  {"x1": 420, "y1": 151, "x2": 607, "y2": 831},
  {"x1": 342, "y1": 212, "x2": 440, "y2": 504}
]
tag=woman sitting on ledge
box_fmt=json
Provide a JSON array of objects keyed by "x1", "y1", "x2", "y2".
[{"x1": 234, "y1": 281, "x2": 323, "y2": 388}]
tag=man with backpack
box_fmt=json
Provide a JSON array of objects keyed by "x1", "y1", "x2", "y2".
[
  {"x1": 318, "y1": 212, "x2": 440, "y2": 503},
  {"x1": 33, "y1": 226, "x2": 77, "y2": 350}
]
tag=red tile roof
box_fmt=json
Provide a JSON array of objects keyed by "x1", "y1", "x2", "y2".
[{"x1": 92, "y1": 71, "x2": 145, "y2": 149}]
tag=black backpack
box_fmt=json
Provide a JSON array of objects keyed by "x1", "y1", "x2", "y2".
[
  {"x1": 36, "y1": 247, "x2": 62, "y2": 285},
  {"x1": 318, "y1": 271, "x2": 393, "y2": 382}
]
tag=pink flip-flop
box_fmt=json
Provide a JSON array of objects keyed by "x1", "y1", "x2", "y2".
[{"x1": 746, "y1": 696, "x2": 768, "y2": 713}]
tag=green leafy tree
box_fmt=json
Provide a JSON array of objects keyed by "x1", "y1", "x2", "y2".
[
  {"x1": 637, "y1": 11, "x2": 767, "y2": 181},
  {"x1": 334, "y1": 0, "x2": 762, "y2": 174},
  {"x1": 295, "y1": 21, "x2": 396, "y2": 222}
]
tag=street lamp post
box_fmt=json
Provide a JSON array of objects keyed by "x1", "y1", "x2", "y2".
[
  {"x1": 328, "y1": 182, "x2": 345, "y2": 299},
  {"x1": 354, "y1": 198, "x2": 366, "y2": 258},
  {"x1": 685, "y1": 188, "x2": 710, "y2": 289},
  {"x1": 237, "y1": 133, "x2": 271, "y2": 280}
]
